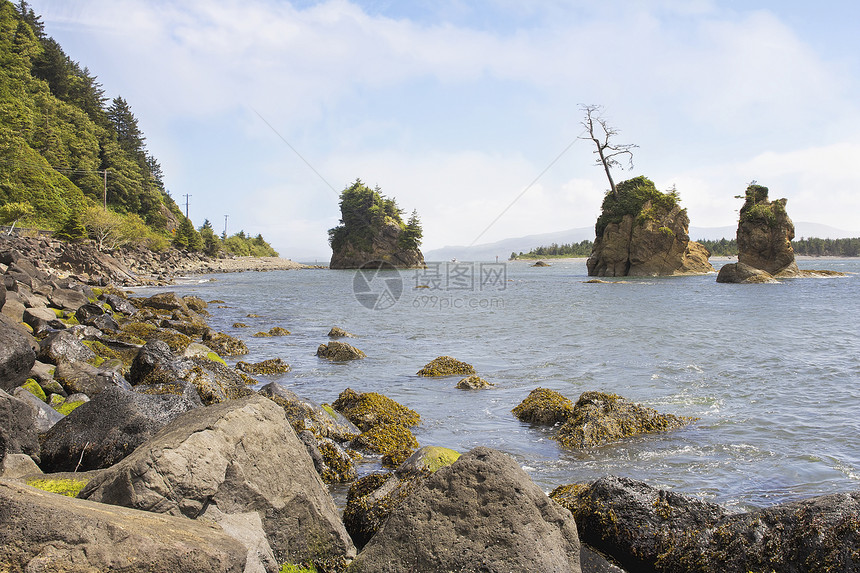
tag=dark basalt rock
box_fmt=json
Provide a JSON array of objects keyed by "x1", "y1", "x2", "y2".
[{"x1": 0, "y1": 314, "x2": 36, "y2": 392}]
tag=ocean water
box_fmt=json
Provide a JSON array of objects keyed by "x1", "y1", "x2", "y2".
[{"x1": 143, "y1": 258, "x2": 860, "y2": 512}]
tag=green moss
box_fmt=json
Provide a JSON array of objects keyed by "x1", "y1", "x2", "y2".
[
  {"x1": 658, "y1": 226, "x2": 675, "y2": 237},
  {"x1": 416, "y1": 356, "x2": 476, "y2": 377},
  {"x1": 120, "y1": 321, "x2": 158, "y2": 340},
  {"x1": 409, "y1": 446, "x2": 461, "y2": 472},
  {"x1": 26, "y1": 477, "x2": 89, "y2": 497},
  {"x1": 206, "y1": 351, "x2": 227, "y2": 366},
  {"x1": 321, "y1": 404, "x2": 336, "y2": 417},
  {"x1": 152, "y1": 329, "x2": 192, "y2": 352},
  {"x1": 21, "y1": 379, "x2": 46, "y2": 402},
  {"x1": 55, "y1": 400, "x2": 85, "y2": 416},
  {"x1": 280, "y1": 563, "x2": 318, "y2": 573}
]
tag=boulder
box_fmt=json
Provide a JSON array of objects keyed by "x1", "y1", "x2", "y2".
[
  {"x1": 260, "y1": 383, "x2": 359, "y2": 442},
  {"x1": 0, "y1": 388, "x2": 39, "y2": 461},
  {"x1": 74, "y1": 302, "x2": 105, "y2": 324},
  {"x1": 456, "y1": 374, "x2": 494, "y2": 389},
  {"x1": 0, "y1": 293, "x2": 25, "y2": 321},
  {"x1": 555, "y1": 391, "x2": 695, "y2": 448},
  {"x1": 317, "y1": 341, "x2": 366, "y2": 361},
  {"x1": 203, "y1": 329, "x2": 249, "y2": 356},
  {"x1": 128, "y1": 339, "x2": 176, "y2": 384},
  {"x1": 0, "y1": 452, "x2": 41, "y2": 478},
  {"x1": 716, "y1": 261, "x2": 779, "y2": 284},
  {"x1": 351, "y1": 423, "x2": 418, "y2": 461},
  {"x1": 513, "y1": 387, "x2": 575, "y2": 425},
  {"x1": 332, "y1": 387, "x2": 420, "y2": 432},
  {"x1": 80, "y1": 395, "x2": 356, "y2": 567},
  {"x1": 142, "y1": 291, "x2": 190, "y2": 313},
  {"x1": 0, "y1": 314, "x2": 36, "y2": 392},
  {"x1": 55, "y1": 360, "x2": 132, "y2": 397},
  {"x1": 39, "y1": 386, "x2": 198, "y2": 472},
  {"x1": 12, "y1": 387, "x2": 64, "y2": 433},
  {"x1": 347, "y1": 447, "x2": 581, "y2": 573},
  {"x1": 586, "y1": 176, "x2": 714, "y2": 277},
  {"x1": 48, "y1": 287, "x2": 89, "y2": 311},
  {"x1": 0, "y1": 479, "x2": 247, "y2": 572},
  {"x1": 237, "y1": 358, "x2": 291, "y2": 375},
  {"x1": 328, "y1": 326, "x2": 355, "y2": 338},
  {"x1": 559, "y1": 475, "x2": 860, "y2": 573},
  {"x1": 103, "y1": 293, "x2": 137, "y2": 315},
  {"x1": 416, "y1": 355, "x2": 476, "y2": 376},
  {"x1": 37, "y1": 330, "x2": 96, "y2": 366},
  {"x1": 22, "y1": 306, "x2": 57, "y2": 330},
  {"x1": 343, "y1": 446, "x2": 461, "y2": 550},
  {"x1": 88, "y1": 312, "x2": 120, "y2": 331}
]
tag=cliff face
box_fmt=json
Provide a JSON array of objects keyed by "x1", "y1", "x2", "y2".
[
  {"x1": 586, "y1": 178, "x2": 714, "y2": 277},
  {"x1": 329, "y1": 220, "x2": 424, "y2": 270},
  {"x1": 717, "y1": 185, "x2": 799, "y2": 283}
]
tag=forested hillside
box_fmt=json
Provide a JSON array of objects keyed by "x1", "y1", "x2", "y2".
[{"x1": 0, "y1": 1, "x2": 183, "y2": 234}]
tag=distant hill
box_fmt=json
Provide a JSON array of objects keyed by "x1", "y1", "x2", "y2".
[{"x1": 425, "y1": 222, "x2": 859, "y2": 261}]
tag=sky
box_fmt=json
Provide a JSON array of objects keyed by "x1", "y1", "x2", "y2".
[{"x1": 32, "y1": 0, "x2": 860, "y2": 259}]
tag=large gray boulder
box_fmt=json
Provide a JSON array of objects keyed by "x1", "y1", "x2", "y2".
[
  {"x1": 0, "y1": 314, "x2": 36, "y2": 392},
  {"x1": 55, "y1": 360, "x2": 132, "y2": 397},
  {"x1": 0, "y1": 388, "x2": 39, "y2": 461},
  {"x1": 348, "y1": 446, "x2": 581, "y2": 573},
  {"x1": 560, "y1": 475, "x2": 860, "y2": 573},
  {"x1": 80, "y1": 395, "x2": 356, "y2": 568},
  {"x1": 39, "y1": 386, "x2": 198, "y2": 472},
  {"x1": 0, "y1": 479, "x2": 247, "y2": 572},
  {"x1": 37, "y1": 329, "x2": 96, "y2": 366},
  {"x1": 12, "y1": 387, "x2": 64, "y2": 433}
]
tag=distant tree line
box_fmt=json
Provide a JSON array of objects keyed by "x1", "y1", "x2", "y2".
[
  {"x1": 513, "y1": 237, "x2": 860, "y2": 260},
  {"x1": 512, "y1": 240, "x2": 594, "y2": 259}
]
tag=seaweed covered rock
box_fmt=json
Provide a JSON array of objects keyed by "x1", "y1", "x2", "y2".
[
  {"x1": 332, "y1": 388, "x2": 420, "y2": 432},
  {"x1": 455, "y1": 375, "x2": 494, "y2": 389},
  {"x1": 0, "y1": 480, "x2": 248, "y2": 572},
  {"x1": 555, "y1": 391, "x2": 695, "y2": 449},
  {"x1": 236, "y1": 358, "x2": 291, "y2": 375},
  {"x1": 259, "y1": 383, "x2": 359, "y2": 442},
  {"x1": 559, "y1": 475, "x2": 860, "y2": 573},
  {"x1": 351, "y1": 423, "x2": 418, "y2": 460},
  {"x1": 37, "y1": 329, "x2": 96, "y2": 366},
  {"x1": 416, "y1": 355, "x2": 476, "y2": 377},
  {"x1": 39, "y1": 386, "x2": 198, "y2": 472},
  {"x1": 587, "y1": 176, "x2": 714, "y2": 277},
  {"x1": 512, "y1": 387, "x2": 575, "y2": 425},
  {"x1": 328, "y1": 326, "x2": 355, "y2": 338},
  {"x1": 79, "y1": 395, "x2": 356, "y2": 567},
  {"x1": 297, "y1": 430, "x2": 357, "y2": 484},
  {"x1": 202, "y1": 330, "x2": 248, "y2": 356},
  {"x1": 316, "y1": 341, "x2": 366, "y2": 361},
  {"x1": 347, "y1": 447, "x2": 581, "y2": 573}
]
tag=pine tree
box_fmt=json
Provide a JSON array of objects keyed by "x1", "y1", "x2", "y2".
[{"x1": 54, "y1": 209, "x2": 87, "y2": 241}]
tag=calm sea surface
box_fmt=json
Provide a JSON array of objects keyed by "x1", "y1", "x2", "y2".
[{"x1": 139, "y1": 258, "x2": 860, "y2": 512}]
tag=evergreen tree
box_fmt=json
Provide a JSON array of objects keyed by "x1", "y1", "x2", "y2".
[
  {"x1": 173, "y1": 216, "x2": 202, "y2": 251},
  {"x1": 199, "y1": 218, "x2": 220, "y2": 256},
  {"x1": 54, "y1": 208, "x2": 87, "y2": 241},
  {"x1": 107, "y1": 96, "x2": 146, "y2": 161},
  {"x1": 398, "y1": 209, "x2": 423, "y2": 250}
]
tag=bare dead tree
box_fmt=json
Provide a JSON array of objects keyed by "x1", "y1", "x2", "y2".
[{"x1": 579, "y1": 104, "x2": 638, "y2": 197}]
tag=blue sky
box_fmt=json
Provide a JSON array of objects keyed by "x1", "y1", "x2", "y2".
[{"x1": 33, "y1": 0, "x2": 860, "y2": 259}]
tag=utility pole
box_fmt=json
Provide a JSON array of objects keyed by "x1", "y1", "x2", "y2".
[
  {"x1": 223, "y1": 214, "x2": 228, "y2": 239},
  {"x1": 183, "y1": 194, "x2": 192, "y2": 219}
]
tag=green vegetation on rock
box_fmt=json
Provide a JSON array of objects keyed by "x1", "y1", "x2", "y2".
[
  {"x1": 26, "y1": 477, "x2": 89, "y2": 497},
  {"x1": 416, "y1": 356, "x2": 476, "y2": 377},
  {"x1": 21, "y1": 378, "x2": 46, "y2": 402},
  {"x1": 512, "y1": 387, "x2": 574, "y2": 425},
  {"x1": 332, "y1": 388, "x2": 420, "y2": 431},
  {"x1": 594, "y1": 176, "x2": 682, "y2": 238},
  {"x1": 328, "y1": 179, "x2": 411, "y2": 252}
]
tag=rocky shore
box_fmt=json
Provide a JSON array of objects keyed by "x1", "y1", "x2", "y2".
[{"x1": 1, "y1": 236, "x2": 857, "y2": 572}]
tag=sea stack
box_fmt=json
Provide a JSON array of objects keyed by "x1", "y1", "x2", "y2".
[
  {"x1": 717, "y1": 184, "x2": 800, "y2": 283},
  {"x1": 328, "y1": 179, "x2": 424, "y2": 269},
  {"x1": 586, "y1": 176, "x2": 714, "y2": 277}
]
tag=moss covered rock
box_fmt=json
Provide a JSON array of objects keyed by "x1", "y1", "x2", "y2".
[
  {"x1": 332, "y1": 388, "x2": 419, "y2": 432},
  {"x1": 316, "y1": 341, "x2": 365, "y2": 361},
  {"x1": 236, "y1": 358, "x2": 291, "y2": 376},
  {"x1": 327, "y1": 326, "x2": 354, "y2": 338},
  {"x1": 456, "y1": 375, "x2": 494, "y2": 390},
  {"x1": 202, "y1": 330, "x2": 248, "y2": 357},
  {"x1": 555, "y1": 391, "x2": 696, "y2": 448},
  {"x1": 21, "y1": 378, "x2": 46, "y2": 403},
  {"x1": 416, "y1": 356, "x2": 476, "y2": 377},
  {"x1": 512, "y1": 387, "x2": 575, "y2": 425},
  {"x1": 268, "y1": 326, "x2": 290, "y2": 336},
  {"x1": 259, "y1": 383, "x2": 359, "y2": 442},
  {"x1": 25, "y1": 476, "x2": 90, "y2": 497},
  {"x1": 351, "y1": 423, "x2": 418, "y2": 457}
]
